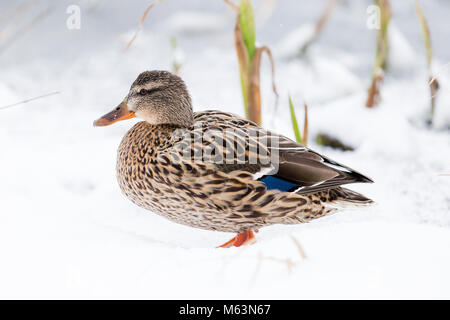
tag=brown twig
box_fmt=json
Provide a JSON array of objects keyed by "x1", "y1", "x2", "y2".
[
  {"x1": 125, "y1": 0, "x2": 164, "y2": 52},
  {"x1": 0, "y1": 0, "x2": 36, "y2": 25},
  {"x1": 0, "y1": 91, "x2": 60, "y2": 110},
  {"x1": 291, "y1": 236, "x2": 307, "y2": 259},
  {"x1": 248, "y1": 46, "x2": 279, "y2": 123},
  {"x1": 299, "y1": 0, "x2": 339, "y2": 56},
  {"x1": 365, "y1": 69, "x2": 384, "y2": 108},
  {"x1": 260, "y1": 46, "x2": 279, "y2": 110},
  {"x1": 429, "y1": 76, "x2": 440, "y2": 124},
  {"x1": 429, "y1": 62, "x2": 450, "y2": 88},
  {"x1": 0, "y1": 6, "x2": 53, "y2": 54},
  {"x1": 315, "y1": 0, "x2": 339, "y2": 35},
  {"x1": 302, "y1": 104, "x2": 309, "y2": 147},
  {"x1": 224, "y1": 0, "x2": 239, "y2": 11},
  {"x1": 229, "y1": 0, "x2": 278, "y2": 125},
  {"x1": 416, "y1": 0, "x2": 440, "y2": 125}
]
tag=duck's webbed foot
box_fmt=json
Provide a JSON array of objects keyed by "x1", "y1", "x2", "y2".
[{"x1": 217, "y1": 230, "x2": 258, "y2": 248}]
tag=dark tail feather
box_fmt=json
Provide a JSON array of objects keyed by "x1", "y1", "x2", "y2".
[{"x1": 330, "y1": 187, "x2": 373, "y2": 205}]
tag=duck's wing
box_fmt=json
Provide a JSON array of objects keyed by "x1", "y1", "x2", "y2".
[
  {"x1": 267, "y1": 133, "x2": 373, "y2": 194},
  {"x1": 192, "y1": 111, "x2": 373, "y2": 194}
]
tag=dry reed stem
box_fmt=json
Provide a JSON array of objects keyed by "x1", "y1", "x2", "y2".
[
  {"x1": 415, "y1": 0, "x2": 432, "y2": 68},
  {"x1": 259, "y1": 46, "x2": 279, "y2": 110},
  {"x1": 429, "y1": 76, "x2": 440, "y2": 121},
  {"x1": 0, "y1": 6, "x2": 52, "y2": 54},
  {"x1": 248, "y1": 61, "x2": 262, "y2": 124},
  {"x1": 415, "y1": 0, "x2": 440, "y2": 124},
  {"x1": 263, "y1": 256, "x2": 295, "y2": 272},
  {"x1": 228, "y1": 0, "x2": 278, "y2": 125},
  {"x1": 299, "y1": 0, "x2": 339, "y2": 56},
  {"x1": 224, "y1": 0, "x2": 239, "y2": 11},
  {"x1": 125, "y1": 0, "x2": 164, "y2": 52},
  {"x1": 248, "y1": 46, "x2": 279, "y2": 124},
  {"x1": 429, "y1": 62, "x2": 450, "y2": 87},
  {"x1": 315, "y1": 0, "x2": 339, "y2": 35},
  {"x1": 366, "y1": 0, "x2": 391, "y2": 108},
  {"x1": 366, "y1": 68, "x2": 384, "y2": 108},
  {"x1": 0, "y1": 0, "x2": 36, "y2": 25},
  {"x1": 302, "y1": 104, "x2": 309, "y2": 147},
  {"x1": 0, "y1": 91, "x2": 60, "y2": 110},
  {"x1": 217, "y1": 242, "x2": 305, "y2": 285},
  {"x1": 250, "y1": 252, "x2": 298, "y2": 286},
  {"x1": 376, "y1": 0, "x2": 391, "y2": 70},
  {"x1": 234, "y1": 15, "x2": 250, "y2": 80},
  {"x1": 291, "y1": 236, "x2": 307, "y2": 259},
  {"x1": 232, "y1": 13, "x2": 251, "y2": 119},
  {"x1": 252, "y1": 254, "x2": 296, "y2": 274}
]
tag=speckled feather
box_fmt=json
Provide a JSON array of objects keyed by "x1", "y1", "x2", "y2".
[{"x1": 116, "y1": 110, "x2": 372, "y2": 233}]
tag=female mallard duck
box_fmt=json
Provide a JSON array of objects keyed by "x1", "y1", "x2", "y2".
[{"x1": 94, "y1": 70, "x2": 373, "y2": 248}]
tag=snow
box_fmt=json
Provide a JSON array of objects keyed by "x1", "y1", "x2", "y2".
[
  {"x1": 165, "y1": 10, "x2": 229, "y2": 35},
  {"x1": 0, "y1": 0, "x2": 449, "y2": 299}
]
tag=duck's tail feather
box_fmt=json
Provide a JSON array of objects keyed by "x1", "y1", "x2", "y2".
[{"x1": 324, "y1": 187, "x2": 374, "y2": 209}]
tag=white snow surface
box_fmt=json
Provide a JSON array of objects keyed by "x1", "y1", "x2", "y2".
[{"x1": 0, "y1": 0, "x2": 449, "y2": 299}]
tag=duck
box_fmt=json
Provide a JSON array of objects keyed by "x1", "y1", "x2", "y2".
[{"x1": 94, "y1": 70, "x2": 373, "y2": 248}]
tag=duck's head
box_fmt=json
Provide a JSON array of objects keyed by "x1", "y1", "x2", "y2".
[{"x1": 94, "y1": 70, "x2": 193, "y2": 128}]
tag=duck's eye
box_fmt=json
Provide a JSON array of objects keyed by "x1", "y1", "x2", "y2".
[{"x1": 139, "y1": 89, "x2": 148, "y2": 95}]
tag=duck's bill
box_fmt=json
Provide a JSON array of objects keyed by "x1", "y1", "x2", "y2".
[{"x1": 93, "y1": 99, "x2": 135, "y2": 127}]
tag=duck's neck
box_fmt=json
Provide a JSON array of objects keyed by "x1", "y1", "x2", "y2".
[{"x1": 134, "y1": 121, "x2": 187, "y2": 148}]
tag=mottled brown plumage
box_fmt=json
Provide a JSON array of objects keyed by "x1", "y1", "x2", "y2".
[{"x1": 95, "y1": 70, "x2": 373, "y2": 247}]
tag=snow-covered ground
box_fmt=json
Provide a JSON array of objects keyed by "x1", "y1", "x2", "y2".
[{"x1": 0, "y1": 0, "x2": 449, "y2": 299}]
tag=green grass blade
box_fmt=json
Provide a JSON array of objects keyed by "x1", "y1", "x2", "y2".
[
  {"x1": 289, "y1": 95, "x2": 302, "y2": 144},
  {"x1": 239, "y1": 0, "x2": 256, "y2": 60}
]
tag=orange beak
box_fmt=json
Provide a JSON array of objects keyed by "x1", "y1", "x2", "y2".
[{"x1": 93, "y1": 98, "x2": 135, "y2": 127}]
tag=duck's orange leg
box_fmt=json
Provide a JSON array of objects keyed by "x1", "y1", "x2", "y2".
[{"x1": 217, "y1": 230, "x2": 258, "y2": 248}]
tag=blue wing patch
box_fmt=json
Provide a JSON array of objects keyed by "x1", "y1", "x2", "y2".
[{"x1": 260, "y1": 175, "x2": 299, "y2": 192}]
